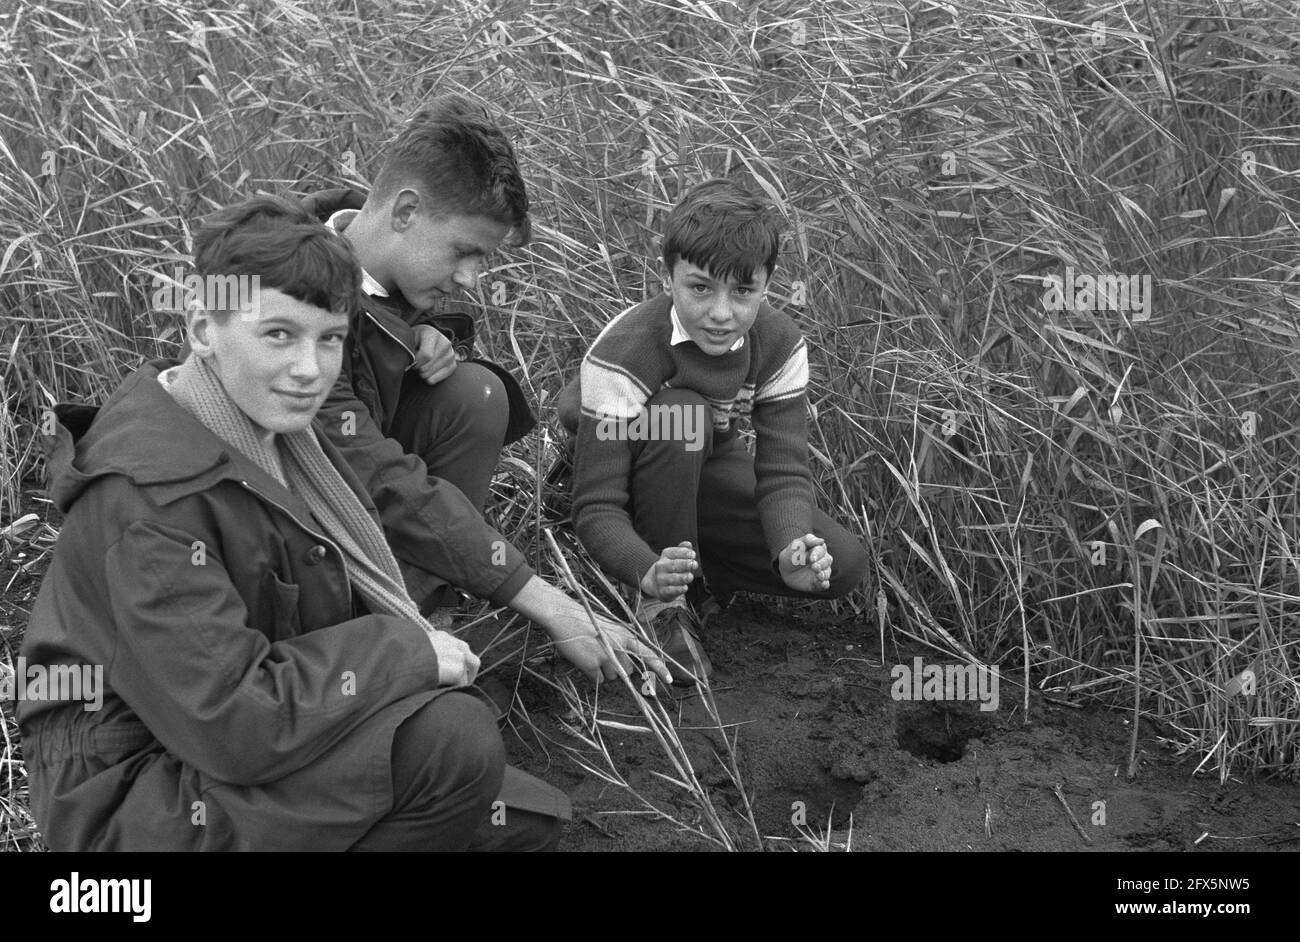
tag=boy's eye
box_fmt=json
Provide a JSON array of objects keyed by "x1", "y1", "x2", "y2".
[
  {"x1": 266, "y1": 328, "x2": 291, "y2": 340},
  {"x1": 322, "y1": 332, "x2": 347, "y2": 344},
  {"x1": 690, "y1": 283, "x2": 710, "y2": 294}
]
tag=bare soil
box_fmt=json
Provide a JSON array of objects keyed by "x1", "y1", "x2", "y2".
[{"x1": 501, "y1": 596, "x2": 1300, "y2": 852}]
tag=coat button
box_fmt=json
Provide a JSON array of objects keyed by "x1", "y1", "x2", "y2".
[{"x1": 306, "y1": 545, "x2": 328, "y2": 564}]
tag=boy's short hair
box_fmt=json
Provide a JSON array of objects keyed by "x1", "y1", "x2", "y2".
[
  {"x1": 371, "y1": 93, "x2": 531, "y2": 247},
  {"x1": 661, "y1": 178, "x2": 782, "y2": 283},
  {"x1": 193, "y1": 195, "x2": 361, "y2": 319}
]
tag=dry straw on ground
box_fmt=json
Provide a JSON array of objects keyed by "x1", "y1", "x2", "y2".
[{"x1": 1, "y1": 0, "x2": 1297, "y2": 851}]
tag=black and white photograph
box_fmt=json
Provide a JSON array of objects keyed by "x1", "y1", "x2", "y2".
[{"x1": 0, "y1": 0, "x2": 1295, "y2": 913}]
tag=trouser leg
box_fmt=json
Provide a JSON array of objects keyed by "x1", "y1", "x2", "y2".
[
  {"x1": 387, "y1": 362, "x2": 509, "y2": 512},
  {"x1": 625, "y1": 388, "x2": 716, "y2": 590},
  {"x1": 350, "y1": 691, "x2": 505, "y2": 852},
  {"x1": 695, "y1": 438, "x2": 868, "y2": 600}
]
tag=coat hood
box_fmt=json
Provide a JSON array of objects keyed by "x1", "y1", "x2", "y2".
[{"x1": 46, "y1": 360, "x2": 246, "y2": 513}]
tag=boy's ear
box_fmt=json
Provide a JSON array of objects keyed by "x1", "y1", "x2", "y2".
[
  {"x1": 389, "y1": 187, "x2": 421, "y2": 232},
  {"x1": 185, "y1": 305, "x2": 217, "y2": 358},
  {"x1": 657, "y1": 260, "x2": 673, "y2": 290}
]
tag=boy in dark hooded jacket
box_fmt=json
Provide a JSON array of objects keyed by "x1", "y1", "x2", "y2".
[{"x1": 17, "y1": 196, "x2": 666, "y2": 851}]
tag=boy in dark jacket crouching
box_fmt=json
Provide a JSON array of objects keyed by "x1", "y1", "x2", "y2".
[
  {"x1": 303, "y1": 93, "x2": 538, "y2": 613},
  {"x1": 17, "y1": 196, "x2": 662, "y2": 850}
]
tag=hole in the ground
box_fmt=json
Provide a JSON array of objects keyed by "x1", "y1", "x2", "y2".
[
  {"x1": 895, "y1": 701, "x2": 990, "y2": 763},
  {"x1": 764, "y1": 772, "x2": 861, "y2": 832}
]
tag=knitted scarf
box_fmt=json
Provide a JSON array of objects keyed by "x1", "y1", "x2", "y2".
[{"x1": 163, "y1": 353, "x2": 437, "y2": 637}]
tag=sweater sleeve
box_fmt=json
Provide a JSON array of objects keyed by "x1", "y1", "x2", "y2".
[
  {"x1": 751, "y1": 332, "x2": 816, "y2": 561},
  {"x1": 315, "y1": 358, "x2": 533, "y2": 606},
  {"x1": 570, "y1": 350, "x2": 662, "y2": 589}
]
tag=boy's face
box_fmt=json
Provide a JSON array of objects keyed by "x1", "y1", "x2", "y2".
[
  {"x1": 188, "y1": 287, "x2": 350, "y2": 437},
  {"x1": 383, "y1": 189, "x2": 507, "y2": 310},
  {"x1": 662, "y1": 259, "x2": 769, "y2": 355}
]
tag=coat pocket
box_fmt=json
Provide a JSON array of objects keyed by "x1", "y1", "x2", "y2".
[{"x1": 259, "y1": 572, "x2": 303, "y2": 640}]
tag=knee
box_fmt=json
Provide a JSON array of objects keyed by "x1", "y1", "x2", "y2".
[
  {"x1": 398, "y1": 362, "x2": 509, "y2": 453},
  {"x1": 442, "y1": 693, "x2": 506, "y2": 800},
  {"x1": 646, "y1": 387, "x2": 709, "y2": 411},
  {"x1": 448, "y1": 363, "x2": 509, "y2": 435},
  {"x1": 628, "y1": 387, "x2": 714, "y2": 460},
  {"x1": 403, "y1": 692, "x2": 506, "y2": 806}
]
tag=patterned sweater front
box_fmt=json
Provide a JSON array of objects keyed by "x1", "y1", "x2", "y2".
[{"x1": 572, "y1": 292, "x2": 814, "y2": 587}]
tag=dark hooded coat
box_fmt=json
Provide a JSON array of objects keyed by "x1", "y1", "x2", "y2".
[{"x1": 18, "y1": 362, "x2": 464, "y2": 850}]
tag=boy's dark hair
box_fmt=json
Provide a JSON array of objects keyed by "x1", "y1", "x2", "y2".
[
  {"x1": 193, "y1": 195, "x2": 361, "y2": 319},
  {"x1": 661, "y1": 178, "x2": 782, "y2": 284},
  {"x1": 371, "y1": 93, "x2": 531, "y2": 247}
]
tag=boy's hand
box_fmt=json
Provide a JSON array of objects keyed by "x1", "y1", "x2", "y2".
[
  {"x1": 639, "y1": 541, "x2": 698, "y2": 601},
  {"x1": 548, "y1": 611, "x2": 673, "y2": 686},
  {"x1": 506, "y1": 576, "x2": 672, "y2": 686},
  {"x1": 412, "y1": 324, "x2": 458, "y2": 385},
  {"x1": 428, "y1": 628, "x2": 481, "y2": 687},
  {"x1": 778, "y1": 533, "x2": 833, "y2": 594}
]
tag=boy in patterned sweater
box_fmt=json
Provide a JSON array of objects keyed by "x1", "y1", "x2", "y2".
[{"x1": 559, "y1": 178, "x2": 868, "y2": 685}]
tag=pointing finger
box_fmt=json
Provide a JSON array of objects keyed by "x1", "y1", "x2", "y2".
[{"x1": 640, "y1": 644, "x2": 673, "y2": 685}]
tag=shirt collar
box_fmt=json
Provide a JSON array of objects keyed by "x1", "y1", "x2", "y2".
[
  {"x1": 668, "y1": 303, "x2": 745, "y2": 352},
  {"x1": 325, "y1": 209, "x2": 389, "y2": 298}
]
